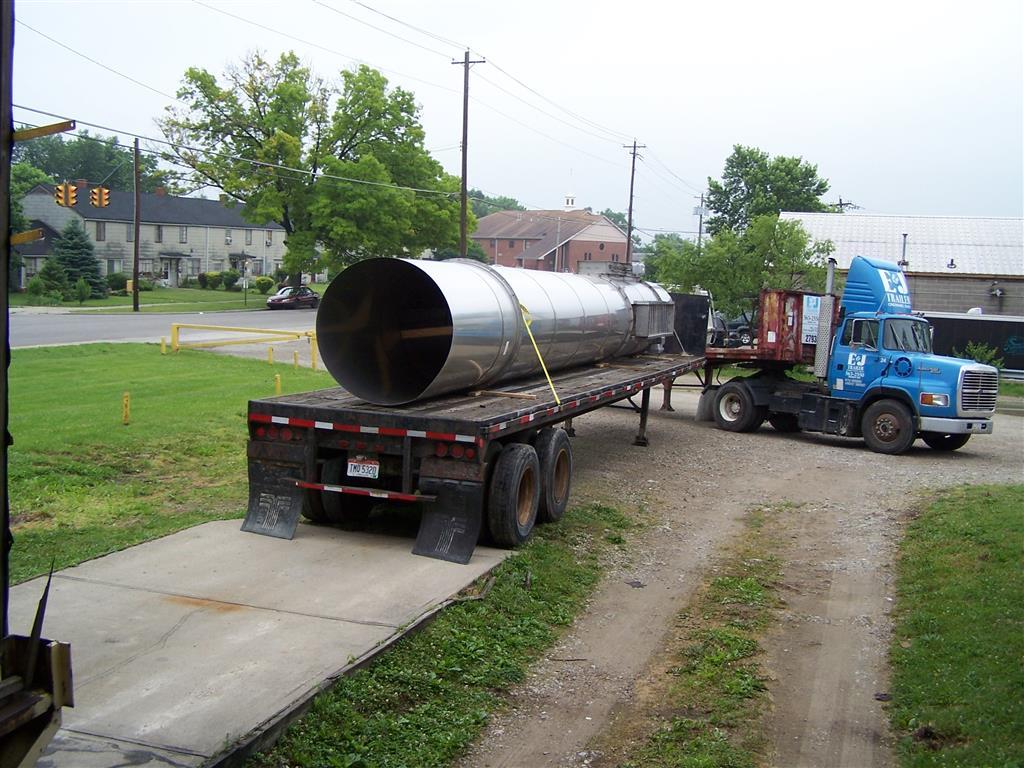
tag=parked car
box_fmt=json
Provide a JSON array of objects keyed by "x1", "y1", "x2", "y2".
[
  {"x1": 266, "y1": 285, "x2": 320, "y2": 310},
  {"x1": 727, "y1": 312, "x2": 754, "y2": 346}
]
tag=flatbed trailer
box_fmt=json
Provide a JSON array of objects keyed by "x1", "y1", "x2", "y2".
[{"x1": 243, "y1": 353, "x2": 704, "y2": 563}]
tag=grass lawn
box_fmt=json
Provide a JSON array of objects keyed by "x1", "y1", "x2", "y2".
[
  {"x1": 889, "y1": 484, "x2": 1024, "y2": 767},
  {"x1": 7, "y1": 343, "x2": 335, "y2": 583}
]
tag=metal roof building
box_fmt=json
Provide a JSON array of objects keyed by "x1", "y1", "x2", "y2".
[{"x1": 780, "y1": 212, "x2": 1024, "y2": 315}]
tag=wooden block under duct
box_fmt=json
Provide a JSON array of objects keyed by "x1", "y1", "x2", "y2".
[{"x1": 399, "y1": 326, "x2": 454, "y2": 339}]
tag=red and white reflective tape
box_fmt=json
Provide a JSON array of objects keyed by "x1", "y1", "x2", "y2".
[
  {"x1": 250, "y1": 412, "x2": 480, "y2": 445},
  {"x1": 295, "y1": 480, "x2": 435, "y2": 503}
]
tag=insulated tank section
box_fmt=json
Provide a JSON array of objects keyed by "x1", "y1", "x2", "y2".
[{"x1": 315, "y1": 258, "x2": 673, "y2": 405}]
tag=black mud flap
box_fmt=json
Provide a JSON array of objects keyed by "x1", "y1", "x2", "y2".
[
  {"x1": 241, "y1": 462, "x2": 305, "y2": 539},
  {"x1": 413, "y1": 479, "x2": 484, "y2": 565}
]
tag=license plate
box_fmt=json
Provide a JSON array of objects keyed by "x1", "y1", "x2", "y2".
[{"x1": 347, "y1": 459, "x2": 379, "y2": 479}]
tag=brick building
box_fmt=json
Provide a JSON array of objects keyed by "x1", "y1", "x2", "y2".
[{"x1": 471, "y1": 208, "x2": 629, "y2": 272}]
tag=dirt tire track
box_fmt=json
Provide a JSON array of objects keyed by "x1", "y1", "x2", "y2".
[{"x1": 458, "y1": 391, "x2": 1023, "y2": 768}]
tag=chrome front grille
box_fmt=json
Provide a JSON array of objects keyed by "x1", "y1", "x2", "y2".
[{"x1": 960, "y1": 369, "x2": 999, "y2": 413}]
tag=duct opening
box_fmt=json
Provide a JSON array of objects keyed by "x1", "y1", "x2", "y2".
[{"x1": 316, "y1": 259, "x2": 454, "y2": 405}]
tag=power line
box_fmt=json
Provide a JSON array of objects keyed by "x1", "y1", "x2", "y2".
[
  {"x1": 16, "y1": 20, "x2": 178, "y2": 100},
  {"x1": 190, "y1": 0, "x2": 458, "y2": 95},
  {"x1": 346, "y1": 0, "x2": 466, "y2": 51},
  {"x1": 310, "y1": 0, "x2": 454, "y2": 59},
  {"x1": 644, "y1": 148, "x2": 705, "y2": 195},
  {"x1": 13, "y1": 105, "x2": 458, "y2": 197}
]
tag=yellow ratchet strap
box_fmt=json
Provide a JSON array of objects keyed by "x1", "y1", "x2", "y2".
[{"x1": 519, "y1": 303, "x2": 561, "y2": 405}]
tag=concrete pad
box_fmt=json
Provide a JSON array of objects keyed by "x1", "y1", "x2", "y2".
[{"x1": 9, "y1": 521, "x2": 506, "y2": 766}]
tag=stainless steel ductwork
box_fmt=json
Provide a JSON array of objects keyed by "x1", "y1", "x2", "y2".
[{"x1": 315, "y1": 258, "x2": 674, "y2": 405}]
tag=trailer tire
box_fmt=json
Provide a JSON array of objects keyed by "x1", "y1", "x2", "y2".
[
  {"x1": 861, "y1": 400, "x2": 915, "y2": 455},
  {"x1": 535, "y1": 428, "x2": 573, "y2": 524},
  {"x1": 320, "y1": 457, "x2": 374, "y2": 529},
  {"x1": 768, "y1": 413, "x2": 801, "y2": 433},
  {"x1": 713, "y1": 381, "x2": 764, "y2": 432},
  {"x1": 487, "y1": 443, "x2": 540, "y2": 547},
  {"x1": 921, "y1": 432, "x2": 971, "y2": 451}
]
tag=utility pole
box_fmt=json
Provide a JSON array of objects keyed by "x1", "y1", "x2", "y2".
[
  {"x1": 453, "y1": 49, "x2": 485, "y2": 258},
  {"x1": 2, "y1": 0, "x2": 14, "y2": 638},
  {"x1": 694, "y1": 193, "x2": 707, "y2": 256},
  {"x1": 623, "y1": 140, "x2": 645, "y2": 264},
  {"x1": 132, "y1": 138, "x2": 141, "y2": 312}
]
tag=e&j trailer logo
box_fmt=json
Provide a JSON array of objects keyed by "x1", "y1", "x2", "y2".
[{"x1": 882, "y1": 269, "x2": 912, "y2": 309}]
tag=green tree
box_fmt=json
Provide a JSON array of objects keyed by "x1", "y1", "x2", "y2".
[
  {"x1": 12, "y1": 130, "x2": 172, "y2": 193},
  {"x1": 469, "y1": 189, "x2": 525, "y2": 219},
  {"x1": 51, "y1": 219, "x2": 107, "y2": 298},
  {"x1": 36, "y1": 257, "x2": 69, "y2": 300},
  {"x1": 74, "y1": 277, "x2": 91, "y2": 305},
  {"x1": 705, "y1": 145, "x2": 831, "y2": 236},
  {"x1": 653, "y1": 215, "x2": 832, "y2": 317},
  {"x1": 433, "y1": 240, "x2": 488, "y2": 263},
  {"x1": 159, "y1": 52, "x2": 462, "y2": 278}
]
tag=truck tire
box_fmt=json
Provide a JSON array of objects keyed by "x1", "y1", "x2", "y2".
[
  {"x1": 320, "y1": 457, "x2": 375, "y2": 529},
  {"x1": 861, "y1": 400, "x2": 916, "y2": 454},
  {"x1": 535, "y1": 428, "x2": 573, "y2": 524},
  {"x1": 768, "y1": 413, "x2": 801, "y2": 433},
  {"x1": 921, "y1": 432, "x2": 971, "y2": 451},
  {"x1": 713, "y1": 381, "x2": 764, "y2": 433},
  {"x1": 487, "y1": 443, "x2": 540, "y2": 547}
]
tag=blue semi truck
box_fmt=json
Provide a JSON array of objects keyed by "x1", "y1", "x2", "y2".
[{"x1": 702, "y1": 256, "x2": 999, "y2": 454}]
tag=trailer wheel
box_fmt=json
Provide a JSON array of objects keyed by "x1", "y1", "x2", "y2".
[
  {"x1": 487, "y1": 443, "x2": 540, "y2": 547},
  {"x1": 921, "y1": 432, "x2": 971, "y2": 451},
  {"x1": 768, "y1": 413, "x2": 801, "y2": 433},
  {"x1": 320, "y1": 457, "x2": 374, "y2": 528},
  {"x1": 861, "y1": 400, "x2": 915, "y2": 454},
  {"x1": 535, "y1": 428, "x2": 573, "y2": 524},
  {"x1": 713, "y1": 381, "x2": 764, "y2": 433}
]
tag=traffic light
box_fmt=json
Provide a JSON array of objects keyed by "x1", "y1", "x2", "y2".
[
  {"x1": 89, "y1": 186, "x2": 110, "y2": 207},
  {"x1": 54, "y1": 182, "x2": 67, "y2": 206},
  {"x1": 66, "y1": 183, "x2": 78, "y2": 207}
]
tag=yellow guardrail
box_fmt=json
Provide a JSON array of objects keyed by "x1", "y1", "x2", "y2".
[{"x1": 169, "y1": 323, "x2": 320, "y2": 370}]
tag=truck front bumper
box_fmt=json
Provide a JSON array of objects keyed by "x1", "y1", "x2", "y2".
[{"x1": 919, "y1": 416, "x2": 994, "y2": 435}]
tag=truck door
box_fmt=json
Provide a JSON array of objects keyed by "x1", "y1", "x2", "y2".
[{"x1": 830, "y1": 318, "x2": 884, "y2": 399}]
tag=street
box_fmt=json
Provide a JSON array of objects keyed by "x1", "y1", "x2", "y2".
[{"x1": 9, "y1": 307, "x2": 318, "y2": 348}]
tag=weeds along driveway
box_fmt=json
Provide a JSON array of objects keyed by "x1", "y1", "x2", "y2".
[{"x1": 456, "y1": 391, "x2": 1024, "y2": 768}]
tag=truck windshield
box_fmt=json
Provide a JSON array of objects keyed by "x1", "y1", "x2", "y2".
[{"x1": 883, "y1": 318, "x2": 932, "y2": 353}]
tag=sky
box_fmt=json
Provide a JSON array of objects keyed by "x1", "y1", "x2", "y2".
[{"x1": 11, "y1": 0, "x2": 1024, "y2": 242}]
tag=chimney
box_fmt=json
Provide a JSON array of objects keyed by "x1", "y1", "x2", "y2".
[
  {"x1": 75, "y1": 179, "x2": 88, "y2": 189},
  {"x1": 155, "y1": 187, "x2": 166, "y2": 197}
]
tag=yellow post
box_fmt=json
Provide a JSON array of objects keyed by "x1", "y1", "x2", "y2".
[
  {"x1": 268, "y1": 347, "x2": 274, "y2": 365},
  {"x1": 160, "y1": 337, "x2": 167, "y2": 355},
  {"x1": 293, "y1": 350, "x2": 299, "y2": 369},
  {"x1": 274, "y1": 374, "x2": 282, "y2": 395},
  {"x1": 310, "y1": 337, "x2": 318, "y2": 371},
  {"x1": 171, "y1": 324, "x2": 180, "y2": 352},
  {"x1": 122, "y1": 391, "x2": 131, "y2": 425}
]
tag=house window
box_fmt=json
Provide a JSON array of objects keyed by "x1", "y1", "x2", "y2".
[
  {"x1": 584, "y1": 252, "x2": 592, "y2": 261},
  {"x1": 95, "y1": 221, "x2": 106, "y2": 242},
  {"x1": 190, "y1": 258, "x2": 201, "y2": 275},
  {"x1": 154, "y1": 225, "x2": 163, "y2": 243},
  {"x1": 126, "y1": 223, "x2": 134, "y2": 242},
  {"x1": 251, "y1": 260, "x2": 263, "y2": 276},
  {"x1": 106, "y1": 259, "x2": 121, "y2": 274},
  {"x1": 612, "y1": 254, "x2": 620, "y2": 262},
  {"x1": 179, "y1": 226, "x2": 188, "y2": 244},
  {"x1": 508, "y1": 240, "x2": 516, "y2": 248},
  {"x1": 140, "y1": 259, "x2": 154, "y2": 274},
  {"x1": 598, "y1": 242, "x2": 605, "y2": 251},
  {"x1": 245, "y1": 230, "x2": 253, "y2": 246},
  {"x1": 265, "y1": 230, "x2": 273, "y2": 246},
  {"x1": 225, "y1": 228, "x2": 233, "y2": 245}
]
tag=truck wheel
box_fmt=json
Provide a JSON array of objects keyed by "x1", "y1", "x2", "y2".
[
  {"x1": 768, "y1": 413, "x2": 801, "y2": 433},
  {"x1": 739, "y1": 330, "x2": 753, "y2": 346},
  {"x1": 535, "y1": 428, "x2": 573, "y2": 524},
  {"x1": 861, "y1": 400, "x2": 916, "y2": 454},
  {"x1": 320, "y1": 457, "x2": 374, "y2": 529},
  {"x1": 713, "y1": 381, "x2": 764, "y2": 433},
  {"x1": 921, "y1": 432, "x2": 971, "y2": 451},
  {"x1": 487, "y1": 443, "x2": 540, "y2": 547}
]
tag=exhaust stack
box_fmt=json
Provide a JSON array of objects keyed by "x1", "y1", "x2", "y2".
[{"x1": 814, "y1": 257, "x2": 837, "y2": 381}]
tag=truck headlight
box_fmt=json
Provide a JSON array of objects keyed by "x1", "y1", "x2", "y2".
[{"x1": 920, "y1": 393, "x2": 949, "y2": 407}]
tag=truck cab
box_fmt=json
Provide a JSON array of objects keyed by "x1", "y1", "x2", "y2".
[{"x1": 705, "y1": 255, "x2": 999, "y2": 454}]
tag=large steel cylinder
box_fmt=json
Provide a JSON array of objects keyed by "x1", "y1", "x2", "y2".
[{"x1": 315, "y1": 258, "x2": 672, "y2": 405}]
